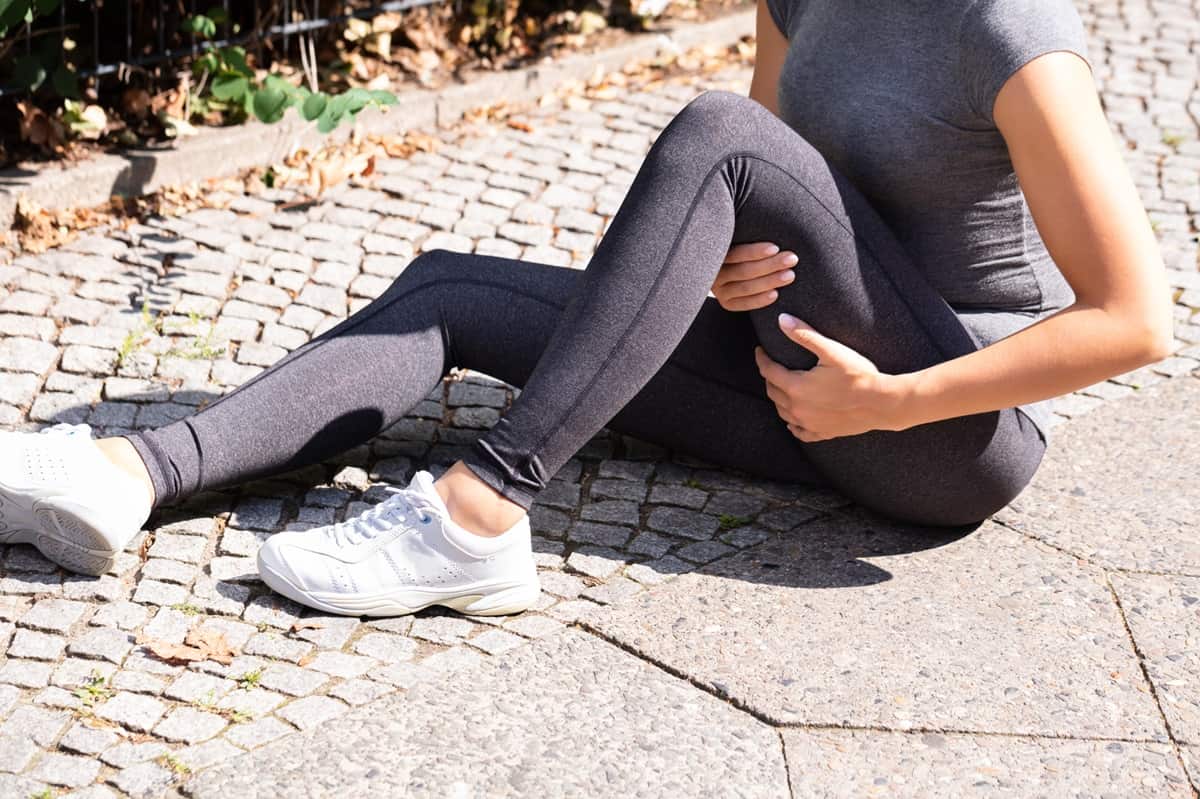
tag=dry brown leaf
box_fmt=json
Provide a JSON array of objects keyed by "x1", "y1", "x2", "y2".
[
  {"x1": 506, "y1": 118, "x2": 534, "y2": 133},
  {"x1": 139, "y1": 628, "x2": 236, "y2": 665},
  {"x1": 138, "y1": 532, "x2": 154, "y2": 563},
  {"x1": 17, "y1": 101, "x2": 66, "y2": 153},
  {"x1": 121, "y1": 88, "x2": 153, "y2": 119}
]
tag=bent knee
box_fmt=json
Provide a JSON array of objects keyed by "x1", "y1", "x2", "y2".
[
  {"x1": 400, "y1": 248, "x2": 456, "y2": 282},
  {"x1": 654, "y1": 89, "x2": 771, "y2": 162}
]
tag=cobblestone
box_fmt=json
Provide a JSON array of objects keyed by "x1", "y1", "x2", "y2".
[
  {"x1": 0, "y1": 6, "x2": 1196, "y2": 794},
  {"x1": 94, "y1": 692, "x2": 167, "y2": 733}
]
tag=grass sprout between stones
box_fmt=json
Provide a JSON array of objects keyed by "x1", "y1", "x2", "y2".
[
  {"x1": 159, "y1": 752, "x2": 192, "y2": 775},
  {"x1": 117, "y1": 301, "x2": 226, "y2": 366},
  {"x1": 718, "y1": 513, "x2": 752, "y2": 531},
  {"x1": 237, "y1": 668, "x2": 263, "y2": 690},
  {"x1": 73, "y1": 671, "x2": 114, "y2": 707}
]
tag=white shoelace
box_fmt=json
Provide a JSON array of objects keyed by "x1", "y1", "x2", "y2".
[{"x1": 326, "y1": 486, "x2": 440, "y2": 547}]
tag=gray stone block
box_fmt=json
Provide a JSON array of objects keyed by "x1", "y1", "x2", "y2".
[
  {"x1": 586, "y1": 520, "x2": 1163, "y2": 738},
  {"x1": 782, "y1": 729, "x2": 1189, "y2": 797},
  {"x1": 187, "y1": 631, "x2": 786, "y2": 797},
  {"x1": 996, "y1": 375, "x2": 1200, "y2": 574},
  {"x1": 1112, "y1": 572, "x2": 1200, "y2": 744}
]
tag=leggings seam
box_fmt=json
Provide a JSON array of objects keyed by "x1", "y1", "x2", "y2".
[
  {"x1": 515, "y1": 154, "x2": 740, "y2": 470},
  {"x1": 512, "y1": 145, "x2": 962, "y2": 479},
  {"x1": 736, "y1": 153, "x2": 961, "y2": 361}
]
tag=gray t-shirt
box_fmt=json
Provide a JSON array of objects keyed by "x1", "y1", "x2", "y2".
[{"x1": 763, "y1": 0, "x2": 1093, "y2": 438}]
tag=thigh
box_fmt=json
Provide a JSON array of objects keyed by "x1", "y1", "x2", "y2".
[
  {"x1": 706, "y1": 111, "x2": 1045, "y2": 524},
  {"x1": 439, "y1": 253, "x2": 825, "y2": 486}
]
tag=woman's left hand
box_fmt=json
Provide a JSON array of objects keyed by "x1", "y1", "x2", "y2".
[{"x1": 754, "y1": 313, "x2": 912, "y2": 442}]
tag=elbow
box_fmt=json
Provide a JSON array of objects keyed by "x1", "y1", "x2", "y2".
[{"x1": 1127, "y1": 306, "x2": 1175, "y2": 366}]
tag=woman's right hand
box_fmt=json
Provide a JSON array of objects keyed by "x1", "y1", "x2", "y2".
[{"x1": 712, "y1": 241, "x2": 798, "y2": 311}]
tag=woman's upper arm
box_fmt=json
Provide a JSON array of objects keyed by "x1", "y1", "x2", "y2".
[
  {"x1": 750, "y1": 0, "x2": 788, "y2": 116},
  {"x1": 995, "y1": 51, "x2": 1173, "y2": 343}
]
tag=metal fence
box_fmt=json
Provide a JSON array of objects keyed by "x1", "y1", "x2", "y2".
[{"x1": 1, "y1": 0, "x2": 452, "y2": 96}]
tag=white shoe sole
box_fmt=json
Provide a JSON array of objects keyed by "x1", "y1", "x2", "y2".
[
  {"x1": 257, "y1": 552, "x2": 541, "y2": 618},
  {"x1": 0, "y1": 482, "x2": 119, "y2": 576}
]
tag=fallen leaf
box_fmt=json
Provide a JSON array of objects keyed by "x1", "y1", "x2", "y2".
[{"x1": 139, "y1": 628, "x2": 237, "y2": 665}]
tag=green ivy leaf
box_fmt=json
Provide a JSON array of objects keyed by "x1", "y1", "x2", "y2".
[
  {"x1": 192, "y1": 51, "x2": 219, "y2": 76},
  {"x1": 369, "y1": 90, "x2": 398, "y2": 106},
  {"x1": 316, "y1": 104, "x2": 344, "y2": 134},
  {"x1": 13, "y1": 53, "x2": 47, "y2": 92},
  {"x1": 34, "y1": 0, "x2": 60, "y2": 14},
  {"x1": 341, "y1": 87, "x2": 372, "y2": 113},
  {"x1": 210, "y1": 72, "x2": 249, "y2": 102},
  {"x1": 221, "y1": 45, "x2": 252, "y2": 77},
  {"x1": 301, "y1": 92, "x2": 327, "y2": 121},
  {"x1": 182, "y1": 14, "x2": 216, "y2": 39},
  {"x1": 262, "y1": 73, "x2": 298, "y2": 98},
  {"x1": 251, "y1": 87, "x2": 289, "y2": 123},
  {"x1": 0, "y1": 0, "x2": 22, "y2": 37},
  {"x1": 205, "y1": 6, "x2": 229, "y2": 25}
]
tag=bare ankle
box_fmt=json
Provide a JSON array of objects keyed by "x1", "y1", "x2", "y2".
[
  {"x1": 95, "y1": 438, "x2": 156, "y2": 506},
  {"x1": 434, "y1": 462, "x2": 526, "y2": 538}
]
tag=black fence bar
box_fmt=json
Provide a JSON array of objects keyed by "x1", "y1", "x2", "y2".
[{"x1": 0, "y1": 0, "x2": 447, "y2": 97}]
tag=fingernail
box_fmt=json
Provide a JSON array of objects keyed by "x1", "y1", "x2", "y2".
[
  {"x1": 778, "y1": 312, "x2": 798, "y2": 329},
  {"x1": 764, "y1": 243, "x2": 780, "y2": 255},
  {"x1": 783, "y1": 253, "x2": 798, "y2": 265},
  {"x1": 780, "y1": 270, "x2": 794, "y2": 282}
]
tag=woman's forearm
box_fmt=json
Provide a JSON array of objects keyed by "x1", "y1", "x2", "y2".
[{"x1": 889, "y1": 302, "x2": 1174, "y2": 430}]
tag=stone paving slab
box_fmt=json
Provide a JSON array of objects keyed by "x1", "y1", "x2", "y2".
[
  {"x1": 1111, "y1": 572, "x2": 1200, "y2": 745},
  {"x1": 781, "y1": 729, "x2": 1191, "y2": 798},
  {"x1": 1182, "y1": 746, "x2": 1200, "y2": 793},
  {"x1": 182, "y1": 629, "x2": 788, "y2": 798},
  {"x1": 0, "y1": 0, "x2": 1196, "y2": 794},
  {"x1": 996, "y1": 375, "x2": 1200, "y2": 575},
  {"x1": 583, "y1": 519, "x2": 1164, "y2": 740}
]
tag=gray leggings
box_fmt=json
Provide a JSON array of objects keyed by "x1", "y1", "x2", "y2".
[{"x1": 127, "y1": 90, "x2": 1045, "y2": 528}]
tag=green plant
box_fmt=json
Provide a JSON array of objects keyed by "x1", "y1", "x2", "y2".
[
  {"x1": 237, "y1": 668, "x2": 262, "y2": 690},
  {"x1": 717, "y1": 513, "x2": 751, "y2": 531},
  {"x1": 182, "y1": 8, "x2": 397, "y2": 132},
  {"x1": 73, "y1": 670, "x2": 114, "y2": 707},
  {"x1": 1, "y1": 0, "x2": 59, "y2": 37},
  {"x1": 3, "y1": 0, "x2": 79, "y2": 98},
  {"x1": 163, "y1": 312, "x2": 226, "y2": 360},
  {"x1": 116, "y1": 300, "x2": 159, "y2": 366},
  {"x1": 170, "y1": 602, "x2": 205, "y2": 616},
  {"x1": 159, "y1": 753, "x2": 192, "y2": 775}
]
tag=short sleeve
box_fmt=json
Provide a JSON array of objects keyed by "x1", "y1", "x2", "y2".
[
  {"x1": 959, "y1": 0, "x2": 1093, "y2": 125},
  {"x1": 764, "y1": 0, "x2": 793, "y2": 38}
]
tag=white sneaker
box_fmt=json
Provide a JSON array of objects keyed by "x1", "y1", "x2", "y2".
[
  {"x1": 257, "y1": 469, "x2": 541, "y2": 617},
  {"x1": 0, "y1": 423, "x2": 152, "y2": 575}
]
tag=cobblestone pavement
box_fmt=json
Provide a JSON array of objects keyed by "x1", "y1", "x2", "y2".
[{"x1": 0, "y1": 1, "x2": 1198, "y2": 796}]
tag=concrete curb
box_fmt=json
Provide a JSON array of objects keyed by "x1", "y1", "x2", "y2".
[{"x1": 0, "y1": 7, "x2": 755, "y2": 230}]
